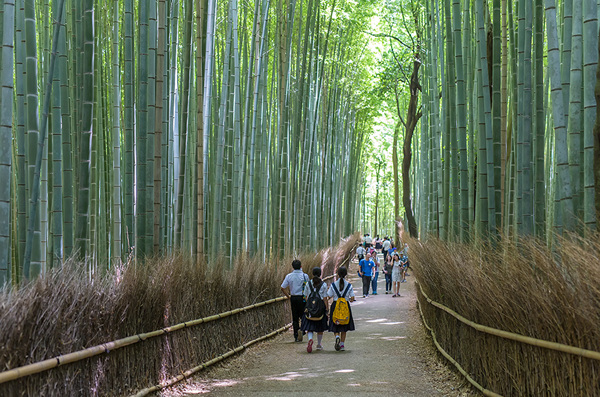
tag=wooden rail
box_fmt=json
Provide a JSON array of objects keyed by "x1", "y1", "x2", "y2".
[
  {"x1": 131, "y1": 324, "x2": 291, "y2": 396},
  {"x1": 417, "y1": 281, "x2": 600, "y2": 361},
  {"x1": 0, "y1": 245, "x2": 358, "y2": 388},
  {"x1": 0, "y1": 296, "x2": 288, "y2": 384},
  {"x1": 417, "y1": 280, "x2": 600, "y2": 397}
]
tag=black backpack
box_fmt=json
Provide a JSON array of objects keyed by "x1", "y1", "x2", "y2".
[{"x1": 304, "y1": 282, "x2": 326, "y2": 321}]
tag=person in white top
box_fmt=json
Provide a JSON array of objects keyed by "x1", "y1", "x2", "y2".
[
  {"x1": 364, "y1": 234, "x2": 373, "y2": 247},
  {"x1": 327, "y1": 266, "x2": 355, "y2": 351},
  {"x1": 356, "y1": 244, "x2": 366, "y2": 261},
  {"x1": 382, "y1": 236, "x2": 392, "y2": 260},
  {"x1": 301, "y1": 267, "x2": 329, "y2": 352},
  {"x1": 281, "y1": 259, "x2": 309, "y2": 342}
]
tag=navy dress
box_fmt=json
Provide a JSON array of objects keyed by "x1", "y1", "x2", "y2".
[
  {"x1": 300, "y1": 280, "x2": 329, "y2": 332},
  {"x1": 328, "y1": 282, "x2": 356, "y2": 332}
]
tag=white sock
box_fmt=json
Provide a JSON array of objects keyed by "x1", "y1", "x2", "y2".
[
  {"x1": 308, "y1": 332, "x2": 314, "y2": 341},
  {"x1": 317, "y1": 334, "x2": 323, "y2": 345}
]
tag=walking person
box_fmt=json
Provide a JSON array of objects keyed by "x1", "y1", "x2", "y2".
[
  {"x1": 391, "y1": 252, "x2": 402, "y2": 297},
  {"x1": 364, "y1": 233, "x2": 373, "y2": 248},
  {"x1": 381, "y1": 236, "x2": 391, "y2": 262},
  {"x1": 356, "y1": 243, "x2": 366, "y2": 261},
  {"x1": 400, "y1": 254, "x2": 408, "y2": 283},
  {"x1": 383, "y1": 252, "x2": 393, "y2": 294},
  {"x1": 327, "y1": 266, "x2": 355, "y2": 351},
  {"x1": 370, "y1": 248, "x2": 380, "y2": 295},
  {"x1": 301, "y1": 267, "x2": 329, "y2": 352},
  {"x1": 281, "y1": 259, "x2": 309, "y2": 342},
  {"x1": 358, "y1": 251, "x2": 375, "y2": 298}
]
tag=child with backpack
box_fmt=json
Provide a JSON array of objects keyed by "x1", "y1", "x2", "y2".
[
  {"x1": 327, "y1": 266, "x2": 355, "y2": 351},
  {"x1": 301, "y1": 267, "x2": 329, "y2": 353}
]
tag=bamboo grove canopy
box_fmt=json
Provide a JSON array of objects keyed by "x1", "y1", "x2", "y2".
[
  {"x1": 0, "y1": 0, "x2": 378, "y2": 285},
  {"x1": 1, "y1": 0, "x2": 600, "y2": 286},
  {"x1": 412, "y1": 0, "x2": 599, "y2": 241}
]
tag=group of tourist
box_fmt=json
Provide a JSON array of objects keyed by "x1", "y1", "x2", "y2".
[
  {"x1": 280, "y1": 260, "x2": 355, "y2": 353},
  {"x1": 279, "y1": 234, "x2": 410, "y2": 353},
  {"x1": 358, "y1": 235, "x2": 409, "y2": 298}
]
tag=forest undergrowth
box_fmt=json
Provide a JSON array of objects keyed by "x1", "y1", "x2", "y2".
[
  {"x1": 0, "y1": 234, "x2": 359, "y2": 396},
  {"x1": 410, "y1": 232, "x2": 600, "y2": 396}
]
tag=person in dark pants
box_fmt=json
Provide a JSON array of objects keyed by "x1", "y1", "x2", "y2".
[
  {"x1": 358, "y1": 251, "x2": 375, "y2": 298},
  {"x1": 281, "y1": 259, "x2": 309, "y2": 342}
]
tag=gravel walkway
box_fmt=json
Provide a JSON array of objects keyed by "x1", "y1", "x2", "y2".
[{"x1": 161, "y1": 260, "x2": 476, "y2": 396}]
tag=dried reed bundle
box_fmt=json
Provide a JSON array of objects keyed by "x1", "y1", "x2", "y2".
[
  {"x1": 0, "y1": 236, "x2": 359, "y2": 396},
  {"x1": 411, "y1": 233, "x2": 600, "y2": 396}
]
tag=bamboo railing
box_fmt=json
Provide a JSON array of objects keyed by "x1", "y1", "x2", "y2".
[
  {"x1": 0, "y1": 296, "x2": 288, "y2": 385},
  {"x1": 416, "y1": 280, "x2": 600, "y2": 396}
]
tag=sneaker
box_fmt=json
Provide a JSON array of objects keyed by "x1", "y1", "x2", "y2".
[
  {"x1": 316, "y1": 344, "x2": 323, "y2": 351},
  {"x1": 362, "y1": 295, "x2": 366, "y2": 298},
  {"x1": 335, "y1": 336, "x2": 341, "y2": 351},
  {"x1": 372, "y1": 292, "x2": 378, "y2": 295},
  {"x1": 298, "y1": 332, "x2": 303, "y2": 342},
  {"x1": 340, "y1": 345, "x2": 345, "y2": 351},
  {"x1": 307, "y1": 339, "x2": 313, "y2": 353}
]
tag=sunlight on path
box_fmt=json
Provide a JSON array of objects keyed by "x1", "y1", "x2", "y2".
[{"x1": 161, "y1": 261, "x2": 456, "y2": 396}]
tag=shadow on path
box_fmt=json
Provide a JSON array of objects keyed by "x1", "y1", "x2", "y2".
[{"x1": 161, "y1": 260, "x2": 473, "y2": 396}]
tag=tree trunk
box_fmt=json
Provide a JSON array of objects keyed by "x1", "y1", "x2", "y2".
[{"x1": 402, "y1": 57, "x2": 422, "y2": 238}]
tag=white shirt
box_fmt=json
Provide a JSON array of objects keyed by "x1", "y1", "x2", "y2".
[
  {"x1": 281, "y1": 270, "x2": 308, "y2": 296},
  {"x1": 356, "y1": 246, "x2": 366, "y2": 256},
  {"x1": 364, "y1": 235, "x2": 373, "y2": 244},
  {"x1": 327, "y1": 280, "x2": 355, "y2": 301},
  {"x1": 303, "y1": 279, "x2": 328, "y2": 299},
  {"x1": 382, "y1": 240, "x2": 391, "y2": 250}
]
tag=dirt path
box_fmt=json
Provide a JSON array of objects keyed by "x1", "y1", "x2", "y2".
[{"x1": 161, "y1": 261, "x2": 476, "y2": 396}]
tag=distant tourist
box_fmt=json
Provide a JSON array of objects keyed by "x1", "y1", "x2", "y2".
[
  {"x1": 382, "y1": 236, "x2": 391, "y2": 261},
  {"x1": 382, "y1": 252, "x2": 393, "y2": 294},
  {"x1": 364, "y1": 233, "x2": 373, "y2": 248},
  {"x1": 356, "y1": 243, "x2": 366, "y2": 261},
  {"x1": 327, "y1": 266, "x2": 355, "y2": 351},
  {"x1": 374, "y1": 236, "x2": 382, "y2": 250},
  {"x1": 400, "y1": 254, "x2": 409, "y2": 283},
  {"x1": 358, "y1": 251, "x2": 375, "y2": 298},
  {"x1": 391, "y1": 252, "x2": 402, "y2": 297},
  {"x1": 280, "y1": 259, "x2": 309, "y2": 342},
  {"x1": 369, "y1": 248, "x2": 380, "y2": 295}
]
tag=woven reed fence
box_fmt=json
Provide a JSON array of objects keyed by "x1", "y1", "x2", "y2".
[
  {"x1": 0, "y1": 234, "x2": 359, "y2": 396},
  {"x1": 410, "y1": 235, "x2": 600, "y2": 397}
]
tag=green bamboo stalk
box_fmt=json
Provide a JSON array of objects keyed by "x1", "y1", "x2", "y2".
[
  {"x1": 23, "y1": 0, "x2": 43, "y2": 278},
  {"x1": 452, "y1": 0, "x2": 468, "y2": 241},
  {"x1": 73, "y1": 0, "x2": 93, "y2": 260},
  {"x1": 476, "y1": 0, "x2": 498, "y2": 235},
  {"x1": 23, "y1": 0, "x2": 65, "y2": 277},
  {"x1": 0, "y1": 0, "x2": 15, "y2": 285},
  {"x1": 583, "y1": 0, "x2": 598, "y2": 230},
  {"x1": 174, "y1": 0, "x2": 193, "y2": 250},
  {"x1": 111, "y1": 0, "x2": 122, "y2": 264},
  {"x1": 50, "y1": 0, "x2": 63, "y2": 269},
  {"x1": 136, "y1": 0, "x2": 149, "y2": 258},
  {"x1": 59, "y1": 0, "x2": 72, "y2": 259},
  {"x1": 15, "y1": 0, "x2": 26, "y2": 280},
  {"x1": 123, "y1": 0, "x2": 134, "y2": 256},
  {"x1": 533, "y1": 0, "x2": 546, "y2": 238},
  {"x1": 146, "y1": 0, "x2": 157, "y2": 255},
  {"x1": 546, "y1": 0, "x2": 575, "y2": 234},
  {"x1": 567, "y1": 0, "x2": 583, "y2": 223}
]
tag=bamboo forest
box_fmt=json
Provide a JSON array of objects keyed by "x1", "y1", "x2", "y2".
[{"x1": 1, "y1": 0, "x2": 600, "y2": 395}]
